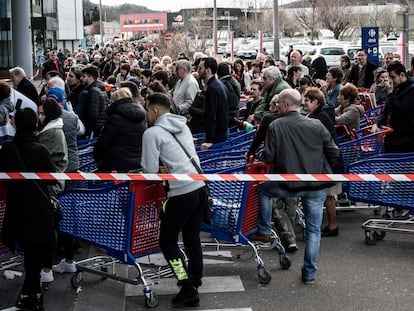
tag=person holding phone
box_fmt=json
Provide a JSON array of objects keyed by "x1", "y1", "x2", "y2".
[{"x1": 370, "y1": 69, "x2": 392, "y2": 105}]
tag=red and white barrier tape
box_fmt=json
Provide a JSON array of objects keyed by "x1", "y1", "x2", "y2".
[{"x1": 0, "y1": 172, "x2": 413, "y2": 182}]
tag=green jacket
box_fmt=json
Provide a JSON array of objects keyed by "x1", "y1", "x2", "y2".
[{"x1": 254, "y1": 79, "x2": 291, "y2": 122}]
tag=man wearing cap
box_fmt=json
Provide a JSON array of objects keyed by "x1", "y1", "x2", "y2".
[{"x1": 81, "y1": 66, "x2": 108, "y2": 138}]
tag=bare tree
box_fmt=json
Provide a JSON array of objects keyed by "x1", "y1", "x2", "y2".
[
  {"x1": 376, "y1": 8, "x2": 397, "y2": 37},
  {"x1": 317, "y1": 0, "x2": 352, "y2": 39},
  {"x1": 279, "y1": 9, "x2": 297, "y2": 37},
  {"x1": 294, "y1": 0, "x2": 319, "y2": 40}
]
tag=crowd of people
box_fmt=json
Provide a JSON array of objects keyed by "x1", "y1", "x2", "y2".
[{"x1": 0, "y1": 40, "x2": 414, "y2": 309}]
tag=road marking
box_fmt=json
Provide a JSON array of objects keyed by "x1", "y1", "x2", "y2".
[
  {"x1": 136, "y1": 250, "x2": 234, "y2": 266},
  {"x1": 125, "y1": 275, "x2": 244, "y2": 296}
]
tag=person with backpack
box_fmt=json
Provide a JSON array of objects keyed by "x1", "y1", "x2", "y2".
[{"x1": 81, "y1": 66, "x2": 108, "y2": 138}]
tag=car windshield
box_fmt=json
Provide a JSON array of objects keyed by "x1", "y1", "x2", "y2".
[{"x1": 320, "y1": 48, "x2": 345, "y2": 55}]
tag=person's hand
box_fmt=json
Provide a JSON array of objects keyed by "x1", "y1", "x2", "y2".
[
  {"x1": 370, "y1": 123, "x2": 380, "y2": 133},
  {"x1": 159, "y1": 166, "x2": 169, "y2": 174},
  {"x1": 200, "y1": 142, "x2": 213, "y2": 151},
  {"x1": 247, "y1": 114, "x2": 255, "y2": 123}
]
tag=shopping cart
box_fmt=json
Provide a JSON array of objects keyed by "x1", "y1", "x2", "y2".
[
  {"x1": 77, "y1": 138, "x2": 98, "y2": 173},
  {"x1": 359, "y1": 104, "x2": 385, "y2": 128},
  {"x1": 58, "y1": 181, "x2": 167, "y2": 308},
  {"x1": 195, "y1": 130, "x2": 255, "y2": 151},
  {"x1": 347, "y1": 153, "x2": 414, "y2": 246},
  {"x1": 201, "y1": 161, "x2": 291, "y2": 284},
  {"x1": 0, "y1": 183, "x2": 22, "y2": 271},
  {"x1": 339, "y1": 126, "x2": 393, "y2": 169}
]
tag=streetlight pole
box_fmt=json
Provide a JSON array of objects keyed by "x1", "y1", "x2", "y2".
[
  {"x1": 273, "y1": 0, "x2": 280, "y2": 60},
  {"x1": 213, "y1": 0, "x2": 217, "y2": 57},
  {"x1": 225, "y1": 11, "x2": 231, "y2": 41},
  {"x1": 99, "y1": 0, "x2": 104, "y2": 46}
]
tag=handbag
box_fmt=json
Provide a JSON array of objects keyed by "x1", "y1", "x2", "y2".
[
  {"x1": 170, "y1": 132, "x2": 213, "y2": 225},
  {"x1": 13, "y1": 143, "x2": 62, "y2": 228}
]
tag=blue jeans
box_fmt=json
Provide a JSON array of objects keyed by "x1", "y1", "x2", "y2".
[{"x1": 257, "y1": 182, "x2": 326, "y2": 279}]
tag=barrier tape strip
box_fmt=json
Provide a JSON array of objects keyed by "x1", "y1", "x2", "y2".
[{"x1": 0, "y1": 172, "x2": 413, "y2": 182}]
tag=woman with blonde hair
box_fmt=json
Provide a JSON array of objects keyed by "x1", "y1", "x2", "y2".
[{"x1": 93, "y1": 87, "x2": 147, "y2": 172}]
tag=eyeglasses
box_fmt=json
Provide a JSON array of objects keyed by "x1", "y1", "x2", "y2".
[
  {"x1": 151, "y1": 61, "x2": 159, "y2": 64},
  {"x1": 251, "y1": 88, "x2": 259, "y2": 92}
]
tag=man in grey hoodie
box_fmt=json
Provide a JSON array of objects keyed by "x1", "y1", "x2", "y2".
[{"x1": 141, "y1": 92, "x2": 208, "y2": 308}]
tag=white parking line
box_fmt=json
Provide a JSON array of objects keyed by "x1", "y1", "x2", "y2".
[{"x1": 125, "y1": 275, "x2": 245, "y2": 296}]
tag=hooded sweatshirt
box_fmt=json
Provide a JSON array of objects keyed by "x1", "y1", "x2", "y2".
[{"x1": 141, "y1": 113, "x2": 205, "y2": 197}]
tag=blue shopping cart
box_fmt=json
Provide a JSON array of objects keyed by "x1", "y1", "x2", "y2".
[
  {"x1": 58, "y1": 181, "x2": 166, "y2": 308},
  {"x1": 201, "y1": 161, "x2": 291, "y2": 284},
  {"x1": 347, "y1": 153, "x2": 414, "y2": 245}
]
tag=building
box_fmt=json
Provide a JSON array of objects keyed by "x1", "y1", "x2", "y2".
[{"x1": 0, "y1": 0, "x2": 83, "y2": 78}]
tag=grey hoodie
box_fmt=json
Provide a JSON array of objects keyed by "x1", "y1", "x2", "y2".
[{"x1": 141, "y1": 113, "x2": 205, "y2": 197}]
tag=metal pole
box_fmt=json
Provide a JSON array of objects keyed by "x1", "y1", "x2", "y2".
[
  {"x1": 228, "y1": 12, "x2": 231, "y2": 37},
  {"x1": 213, "y1": 0, "x2": 217, "y2": 57},
  {"x1": 404, "y1": 7, "x2": 410, "y2": 68},
  {"x1": 99, "y1": 0, "x2": 103, "y2": 46},
  {"x1": 273, "y1": 0, "x2": 280, "y2": 60}
]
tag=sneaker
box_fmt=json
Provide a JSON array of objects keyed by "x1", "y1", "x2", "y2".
[
  {"x1": 40, "y1": 270, "x2": 54, "y2": 283},
  {"x1": 172, "y1": 284, "x2": 199, "y2": 308},
  {"x1": 286, "y1": 242, "x2": 298, "y2": 253},
  {"x1": 248, "y1": 232, "x2": 271, "y2": 246},
  {"x1": 16, "y1": 293, "x2": 44, "y2": 310},
  {"x1": 52, "y1": 259, "x2": 76, "y2": 273},
  {"x1": 282, "y1": 237, "x2": 298, "y2": 252},
  {"x1": 321, "y1": 225, "x2": 338, "y2": 237},
  {"x1": 301, "y1": 274, "x2": 315, "y2": 285}
]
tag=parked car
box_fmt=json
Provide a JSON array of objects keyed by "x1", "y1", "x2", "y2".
[
  {"x1": 305, "y1": 46, "x2": 346, "y2": 67},
  {"x1": 235, "y1": 44, "x2": 257, "y2": 59},
  {"x1": 345, "y1": 44, "x2": 361, "y2": 64}
]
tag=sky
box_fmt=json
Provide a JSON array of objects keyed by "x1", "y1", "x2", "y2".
[{"x1": 90, "y1": 0, "x2": 276, "y2": 12}]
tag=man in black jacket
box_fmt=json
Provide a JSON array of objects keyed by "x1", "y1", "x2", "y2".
[
  {"x1": 346, "y1": 49, "x2": 378, "y2": 88},
  {"x1": 9, "y1": 67, "x2": 40, "y2": 106},
  {"x1": 81, "y1": 66, "x2": 108, "y2": 138},
  {"x1": 217, "y1": 62, "x2": 241, "y2": 125},
  {"x1": 42, "y1": 50, "x2": 65, "y2": 79},
  {"x1": 249, "y1": 89, "x2": 340, "y2": 285},
  {"x1": 197, "y1": 57, "x2": 228, "y2": 149}
]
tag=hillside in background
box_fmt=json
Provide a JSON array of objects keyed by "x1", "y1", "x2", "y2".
[{"x1": 83, "y1": 0, "x2": 154, "y2": 25}]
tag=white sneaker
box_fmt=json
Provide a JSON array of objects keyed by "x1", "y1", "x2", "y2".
[
  {"x1": 40, "y1": 270, "x2": 54, "y2": 283},
  {"x1": 52, "y1": 259, "x2": 76, "y2": 273}
]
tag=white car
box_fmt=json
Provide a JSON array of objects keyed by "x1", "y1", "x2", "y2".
[{"x1": 305, "y1": 46, "x2": 346, "y2": 67}]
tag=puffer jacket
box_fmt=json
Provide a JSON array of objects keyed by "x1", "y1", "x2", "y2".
[{"x1": 94, "y1": 98, "x2": 147, "y2": 172}]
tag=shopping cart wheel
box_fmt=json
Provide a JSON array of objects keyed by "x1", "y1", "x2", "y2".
[
  {"x1": 144, "y1": 292, "x2": 159, "y2": 308},
  {"x1": 279, "y1": 255, "x2": 291, "y2": 270},
  {"x1": 365, "y1": 232, "x2": 377, "y2": 246},
  {"x1": 71, "y1": 272, "x2": 84, "y2": 288},
  {"x1": 374, "y1": 231, "x2": 386, "y2": 241},
  {"x1": 258, "y1": 268, "x2": 271, "y2": 284}
]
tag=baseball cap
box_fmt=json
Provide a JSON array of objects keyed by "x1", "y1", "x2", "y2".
[{"x1": 47, "y1": 86, "x2": 65, "y2": 103}]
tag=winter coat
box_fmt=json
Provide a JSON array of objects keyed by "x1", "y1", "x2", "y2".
[
  {"x1": 93, "y1": 98, "x2": 147, "y2": 172},
  {"x1": 38, "y1": 118, "x2": 68, "y2": 196},
  {"x1": 335, "y1": 103, "x2": 365, "y2": 130},
  {"x1": 0, "y1": 135, "x2": 57, "y2": 251}
]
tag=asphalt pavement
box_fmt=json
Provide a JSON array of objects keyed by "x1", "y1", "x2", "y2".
[{"x1": 0, "y1": 206, "x2": 414, "y2": 311}]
